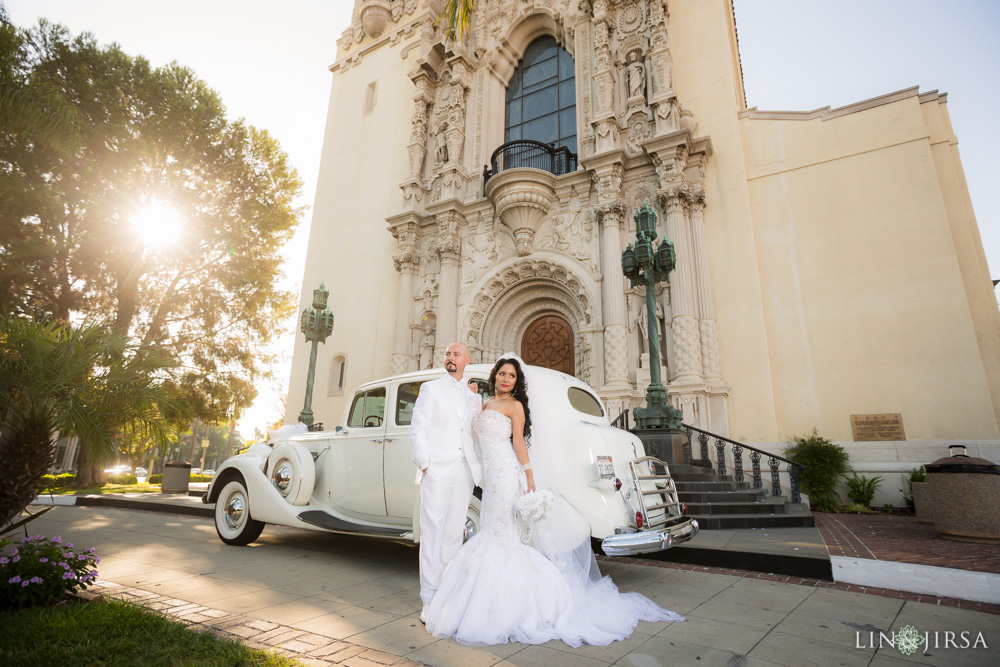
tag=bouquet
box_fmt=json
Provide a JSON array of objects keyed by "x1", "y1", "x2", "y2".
[{"x1": 515, "y1": 490, "x2": 554, "y2": 524}]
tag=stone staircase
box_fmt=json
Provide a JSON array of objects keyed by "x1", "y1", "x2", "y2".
[{"x1": 671, "y1": 464, "x2": 815, "y2": 529}]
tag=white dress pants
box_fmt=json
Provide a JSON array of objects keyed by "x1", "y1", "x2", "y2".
[{"x1": 419, "y1": 458, "x2": 474, "y2": 606}]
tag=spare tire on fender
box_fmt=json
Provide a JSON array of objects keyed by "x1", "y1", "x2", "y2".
[{"x1": 267, "y1": 441, "x2": 315, "y2": 506}]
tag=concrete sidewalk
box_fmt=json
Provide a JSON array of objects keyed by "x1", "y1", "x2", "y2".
[{"x1": 17, "y1": 503, "x2": 1000, "y2": 666}]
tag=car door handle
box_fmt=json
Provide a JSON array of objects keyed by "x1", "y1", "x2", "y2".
[
  {"x1": 370, "y1": 438, "x2": 384, "y2": 443},
  {"x1": 383, "y1": 438, "x2": 394, "y2": 443}
]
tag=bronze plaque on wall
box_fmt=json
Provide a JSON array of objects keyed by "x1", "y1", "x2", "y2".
[{"x1": 851, "y1": 414, "x2": 906, "y2": 441}]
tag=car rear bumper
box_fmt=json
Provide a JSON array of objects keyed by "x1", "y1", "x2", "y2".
[{"x1": 600, "y1": 518, "x2": 699, "y2": 556}]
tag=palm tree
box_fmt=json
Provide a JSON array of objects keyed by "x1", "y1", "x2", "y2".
[
  {"x1": 441, "y1": 0, "x2": 476, "y2": 40},
  {"x1": 0, "y1": 314, "x2": 177, "y2": 527}
]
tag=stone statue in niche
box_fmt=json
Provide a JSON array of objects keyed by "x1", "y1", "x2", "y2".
[
  {"x1": 419, "y1": 326, "x2": 435, "y2": 369},
  {"x1": 435, "y1": 125, "x2": 449, "y2": 165},
  {"x1": 626, "y1": 54, "x2": 645, "y2": 102}
]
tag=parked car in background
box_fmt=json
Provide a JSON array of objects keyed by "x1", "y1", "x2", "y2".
[
  {"x1": 135, "y1": 467, "x2": 148, "y2": 477},
  {"x1": 202, "y1": 469, "x2": 216, "y2": 478},
  {"x1": 103, "y1": 465, "x2": 131, "y2": 475},
  {"x1": 204, "y1": 364, "x2": 698, "y2": 556},
  {"x1": 190, "y1": 468, "x2": 202, "y2": 475}
]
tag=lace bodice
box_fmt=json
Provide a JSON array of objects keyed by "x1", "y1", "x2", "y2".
[{"x1": 473, "y1": 409, "x2": 522, "y2": 541}]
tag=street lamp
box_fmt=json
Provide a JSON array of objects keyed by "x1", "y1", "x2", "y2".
[
  {"x1": 622, "y1": 202, "x2": 683, "y2": 429},
  {"x1": 298, "y1": 283, "x2": 335, "y2": 430}
]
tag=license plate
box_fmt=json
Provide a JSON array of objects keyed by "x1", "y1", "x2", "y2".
[{"x1": 596, "y1": 455, "x2": 614, "y2": 479}]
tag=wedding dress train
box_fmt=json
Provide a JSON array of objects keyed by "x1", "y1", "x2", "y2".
[{"x1": 424, "y1": 409, "x2": 683, "y2": 647}]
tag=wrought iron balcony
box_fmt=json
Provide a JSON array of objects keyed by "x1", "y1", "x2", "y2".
[{"x1": 482, "y1": 140, "x2": 578, "y2": 193}]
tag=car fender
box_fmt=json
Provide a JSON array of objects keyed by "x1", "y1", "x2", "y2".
[{"x1": 207, "y1": 448, "x2": 317, "y2": 530}]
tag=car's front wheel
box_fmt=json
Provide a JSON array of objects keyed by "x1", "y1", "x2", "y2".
[{"x1": 215, "y1": 478, "x2": 265, "y2": 546}]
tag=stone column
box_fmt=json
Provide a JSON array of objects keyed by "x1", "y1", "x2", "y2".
[
  {"x1": 390, "y1": 222, "x2": 420, "y2": 374},
  {"x1": 660, "y1": 185, "x2": 703, "y2": 384},
  {"x1": 433, "y1": 211, "x2": 462, "y2": 363},
  {"x1": 597, "y1": 201, "x2": 630, "y2": 390},
  {"x1": 687, "y1": 187, "x2": 722, "y2": 383}
]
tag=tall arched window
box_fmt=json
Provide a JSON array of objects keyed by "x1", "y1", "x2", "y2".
[{"x1": 505, "y1": 36, "x2": 576, "y2": 153}]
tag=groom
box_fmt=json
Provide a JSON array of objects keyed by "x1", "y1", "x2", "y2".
[{"x1": 410, "y1": 341, "x2": 483, "y2": 623}]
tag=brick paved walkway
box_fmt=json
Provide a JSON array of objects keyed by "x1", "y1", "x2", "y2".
[
  {"x1": 814, "y1": 512, "x2": 1000, "y2": 574},
  {"x1": 86, "y1": 580, "x2": 421, "y2": 667}
]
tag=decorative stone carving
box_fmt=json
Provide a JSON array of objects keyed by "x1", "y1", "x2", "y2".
[
  {"x1": 626, "y1": 53, "x2": 646, "y2": 102},
  {"x1": 359, "y1": 0, "x2": 390, "y2": 39},
  {"x1": 485, "y1": 169, "x2": 557, "y2": 258}
]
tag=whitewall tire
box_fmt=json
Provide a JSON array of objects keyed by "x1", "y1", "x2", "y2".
[{"x1": 215, "y1": 478, "x2": 265, "y2": 546}]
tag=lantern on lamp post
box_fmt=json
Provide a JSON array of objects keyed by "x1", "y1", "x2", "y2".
[
  {"x1": 298, "y1": 283, "x2": 335, "y2": 429},
  {"x1": 621, "y1": 202, "x2": 683, "y2": 429}
]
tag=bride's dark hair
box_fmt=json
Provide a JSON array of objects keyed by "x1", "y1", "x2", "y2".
[{"x1": 488, "y1": 357, "x2": 532, "y2": 445}]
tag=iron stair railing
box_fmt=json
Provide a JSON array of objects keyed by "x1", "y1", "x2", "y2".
[{"x1": 610, "y1": 410, "x2": 804, "y2": 504}]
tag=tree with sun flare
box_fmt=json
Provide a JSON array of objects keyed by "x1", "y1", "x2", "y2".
[{"x1": 0, "y1": 19, "x2": 302, "y2": 483}]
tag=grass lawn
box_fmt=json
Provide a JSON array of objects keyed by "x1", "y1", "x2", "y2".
[{"x1": 0, "y1": 597, "x2": 302, "y2": 666}]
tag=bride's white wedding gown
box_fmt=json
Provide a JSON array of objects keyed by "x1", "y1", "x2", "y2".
[{"x1": 424, "y1": 409, "x2": 683, "y2": 647}]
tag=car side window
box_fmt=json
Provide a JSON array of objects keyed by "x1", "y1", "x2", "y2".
[
  {"x1": 395, "y1": 381, "x2": 426, "y2": 426},
  {"x1": 568, "y1": 387, "x2": 604, "y2": 417},
  {"x1": 348, "y1": 387, "x2": 387, "y2": 428}
]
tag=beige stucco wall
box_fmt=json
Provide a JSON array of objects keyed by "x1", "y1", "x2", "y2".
[
  {"x1": 739, "y1": 92, "x2": 1000, "y2": 443},
  {"x1": 287, "y1": 40, "x2": 414, "y2": 428}
]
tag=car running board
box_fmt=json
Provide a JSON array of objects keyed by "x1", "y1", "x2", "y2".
[{"x1": 297, "y1": 510, "x2": 410, "y2": 538}]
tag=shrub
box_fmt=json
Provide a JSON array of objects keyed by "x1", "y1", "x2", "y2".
[
  {"x1": 36, "y1": 473, "x2": 75, "y2": 491},
  {"x1": 903, "y1": 465, "x2": 927, "y2": 511},
  {"x1": 149, "y1": 474, "x2": 163, "y2": 484},
  {"x1": 104, "y1": 473, "x2": 138, "y2": 485},
  {"x1": 784, "y1": 430, "x2": 850, "y2": 511},
  {"x1": 190, "y1": 474, "x2": 213, "y2": 483},
  {"x1": 0, "y1": 535, "x2": 99, "y2": 609},
  {"x1": 844, "y1": 470, "x2": 883, "y2": 508},
  {"x1": 843, "y1": 503, "x2": 874, "y2": 514}
]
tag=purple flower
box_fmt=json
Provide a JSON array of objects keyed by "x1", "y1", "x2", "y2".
[
  {"x1": 59, "y1": 562, "x2": 70, "y2": 570},
  {"x1": 39, "y1": 558, "x2": 48, "y2": 563},
  {"x1": 52, "y1": 537, "x2": 61, "y2": 543},
  {"x1": 8, "y1": 576, "x2": 21, "y2": 584},
  {"x1": 12, "y1": 555, "x2": 19, "y2": 563},
  {"x1": 21, "y1": 581, "x2": 29, "y2": 587},
  {"x1": 65, "y1": 543, "x2": 73, "y2": 548},
  {"x1": 94, "y1": 556, "x2": 101, "y2": 564},
  {"x1": 62, "y1": 572, "x2": 76, "y2": 580},
  {"x1": 77, "y1": 554, "x2": 89, "y2": 561},
  {"x1": 0, "y1": 557, "x2": 8, "y2": 565},
  {"x1": 65, "y1": 552, "x2": 74, "y2": 559},
  {"x1": 87, "y1": 548, "x2": 96, "y2": 554},
  {"x1": 20, "y1": 536, "x2": 30, "y2": 543},
  {"x1": 30, "y1": 577, "x2": 42, "y2": 584}
]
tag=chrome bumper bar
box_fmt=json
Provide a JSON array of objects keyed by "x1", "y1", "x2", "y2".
[{"x1": 600, "y1": 518, "x2": 700, "y2": 556}]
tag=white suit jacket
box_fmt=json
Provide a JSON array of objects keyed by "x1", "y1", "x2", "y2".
[{"x1": 410, "y1": 374, "x2": 483, "y2": 486}]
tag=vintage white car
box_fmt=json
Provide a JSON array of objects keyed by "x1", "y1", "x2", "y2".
[{"x1": 203, "y1": 364, "x2": 699, "y2": 556}]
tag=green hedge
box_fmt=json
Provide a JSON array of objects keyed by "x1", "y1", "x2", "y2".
[
  {"x1": 37, "y1": 473, "x2": 76, "y2": 490},
  {"x1": 105, "y1": 473, "x2": 138, "y2": 485},
  {"x1": 149, "y1": 473, "x2": 163, "y2": 484}
]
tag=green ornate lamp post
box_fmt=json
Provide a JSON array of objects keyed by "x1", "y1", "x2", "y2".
[
  {"x1": 298, "y1": 283, "x2": 335, "y2": 429},
  {"x1": 622, "y1": 202, "x2": 684, "y2": 429}
]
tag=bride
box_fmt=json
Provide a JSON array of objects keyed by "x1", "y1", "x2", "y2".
[{"x1": 423, "y1": 353, "x2": 683, "y2": 646}]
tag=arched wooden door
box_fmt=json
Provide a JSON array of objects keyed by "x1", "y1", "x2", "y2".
[{"x1": 521, "y1": 315, "x2": 574, "y2": 375}]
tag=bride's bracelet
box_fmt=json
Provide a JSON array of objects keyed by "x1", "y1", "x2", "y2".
[{"x1": 521, "y1": 462, "x2": 532, "y2": 471}]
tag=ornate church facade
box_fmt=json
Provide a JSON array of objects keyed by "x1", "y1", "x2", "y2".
[{"x1": 288, "y1": 0, "x2": 1000, "y2": 483}]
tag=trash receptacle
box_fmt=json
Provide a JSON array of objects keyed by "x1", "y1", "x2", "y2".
[
  {"x1": 926, "y1": 446, "x2": 1000, "y2": 544},
  {"x1": 162, "y1": 460, "x2": 192, "y2": 494}
]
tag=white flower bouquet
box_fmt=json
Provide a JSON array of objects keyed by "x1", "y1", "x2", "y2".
[{"x1": 515, "y1": 490, "x2": 554, "y2": 524}]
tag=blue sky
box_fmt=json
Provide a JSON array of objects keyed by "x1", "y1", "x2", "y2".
[{"x1": 7, "y1": 0, "x2": 998, "y2": 432}]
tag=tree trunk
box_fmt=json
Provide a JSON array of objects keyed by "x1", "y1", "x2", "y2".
[
  {"x1": 72, "y1": 440, "x2": 105, "y2": 488},
  {"x1": 0, "y1": 421, "x2": 56, "y2": 527}
]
